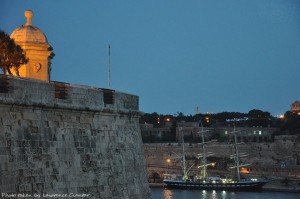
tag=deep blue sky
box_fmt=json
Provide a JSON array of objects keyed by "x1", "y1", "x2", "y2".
[{"x1": 1, "y1": 1, "x2": 300, "y2": 116}]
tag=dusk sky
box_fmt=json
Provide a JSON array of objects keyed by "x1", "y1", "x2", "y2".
[{"x1": 1, "y1": 1, "x2": 300, "y2": 116}]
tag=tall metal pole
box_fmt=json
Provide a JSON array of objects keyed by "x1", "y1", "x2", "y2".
[{"x1": 108, "y1": 45, "x2": 111, "y2": 88}]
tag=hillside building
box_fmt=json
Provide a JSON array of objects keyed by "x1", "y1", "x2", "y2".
[{"x1": 291, "y1": 101, "x2": 300, "y2": 113}]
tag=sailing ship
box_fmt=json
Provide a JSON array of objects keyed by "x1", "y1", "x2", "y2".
[{"x1": 163, "y1": 125, "x2": 269, "y2": 191}]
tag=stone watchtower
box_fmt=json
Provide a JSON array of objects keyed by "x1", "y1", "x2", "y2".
[{"x1": 10, "y1": 10, "x2": 54, "y2": 81}]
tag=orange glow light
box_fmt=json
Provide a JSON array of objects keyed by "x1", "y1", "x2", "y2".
[{"x1": 240, "y1": 167, "x2": 250, "y2": 174}]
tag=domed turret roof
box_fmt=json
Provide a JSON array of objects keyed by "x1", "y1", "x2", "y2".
[{"x1": 10, "y1": 10, "x2": 48, "y2": 44}]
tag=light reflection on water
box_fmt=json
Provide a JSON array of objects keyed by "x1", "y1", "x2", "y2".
[
  {"x1": 163, "y1": 189, "x2": 172, "y2": 199},
  {"x1": 151, "y1": 188, "x2": 300, "y2": 199}
]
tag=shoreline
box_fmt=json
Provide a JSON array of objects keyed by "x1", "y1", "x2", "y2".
[{"x1": 149, "y1": 183, "x2": 300, "y2": 193}]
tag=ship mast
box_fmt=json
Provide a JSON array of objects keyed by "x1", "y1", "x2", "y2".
[
  {"x1": 200, "y1": 123, "x2": 207, "y2": 179},
  {"x1": 197, "y1": 123, "x2": 212, "y2": 180},
  {"x1": 181, "y1": 128, "x2": 188, "y2": 180},
  {"x1": 233, "y1": 125, "x2": 241, "y2": 180},
  {"x1": 229, "y1": 125, "x2": 249, "y2": 181}
]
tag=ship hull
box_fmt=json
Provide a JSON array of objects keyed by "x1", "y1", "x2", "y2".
[{"x1": 163, "y1": 180, "x2": 268, "y2": 191}]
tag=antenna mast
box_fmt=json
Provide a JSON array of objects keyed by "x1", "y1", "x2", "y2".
[{"x1": 108, "y1": 44, "x2": 111, "y2": 88}]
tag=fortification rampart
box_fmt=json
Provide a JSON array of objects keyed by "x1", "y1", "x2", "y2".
[
  {"x1": 0, "y1": 75, "x2": 139, "y2": 113},
  {"x1": 144, "y1": 141, "x2": 300, "y2": 182},
  {"x1": 0, "y1": 75, "x2": 151, "y2": 199}
]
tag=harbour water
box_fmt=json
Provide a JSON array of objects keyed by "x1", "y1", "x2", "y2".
[{"x1": 151, "y1": 187, "x2": 300, "y2": 199}]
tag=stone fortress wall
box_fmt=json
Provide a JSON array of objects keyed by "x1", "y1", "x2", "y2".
[
  {"x1": 145, "y1": 139, "x2": 300, "y2": 181},
  {"x1": 0, "y1": 75, "x2": 151, "y2": 199}
]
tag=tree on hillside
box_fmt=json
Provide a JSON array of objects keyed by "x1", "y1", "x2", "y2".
[
  {"x1": 281, "y1": 111, "x2": 300, "y2": 134},
  {"x1": 248, "y1": 109, "x2": 271, "y2": 118},
  {"x1": 0, "y1": 30, "x2": 28, "y2": 75},
  {"x1": 247, "y1": 109, "x2": 272, "y2": 127},
  {"x1": 139, "y1": 112, "x2": 160, "y2": 126}
]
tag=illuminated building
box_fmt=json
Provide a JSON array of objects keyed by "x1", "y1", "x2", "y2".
[{"x1": 291, "y1": 101, "x2": 300, "y2": 113}]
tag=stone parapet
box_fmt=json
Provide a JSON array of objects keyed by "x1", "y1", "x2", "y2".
[{"x1": 0, "y1": 75, "x2": 139, "y2": 114}]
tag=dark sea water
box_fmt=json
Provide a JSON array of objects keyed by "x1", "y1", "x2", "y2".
[{"x1": 151, "y1": 188, "x2": 300, "y2": 199}]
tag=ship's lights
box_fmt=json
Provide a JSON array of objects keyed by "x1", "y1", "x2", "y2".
[{"x1": 240, "y1": 167, "x2": 250, "y2": 173}]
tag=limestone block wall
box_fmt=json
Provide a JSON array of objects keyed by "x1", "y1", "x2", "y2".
[
  {"x1": 144, "y1": 141, "x2": 300, "y2": 180},
  {"x1": 0, "y1": 76, "x2": 150, "y2": 199},
  {"x1": 0, "y1": 76, "x2": 138, "y2": 112}
]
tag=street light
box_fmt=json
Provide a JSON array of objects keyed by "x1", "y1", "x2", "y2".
[{"x1": 166, "y1": 158, "x2": 171, "y2": 173}]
